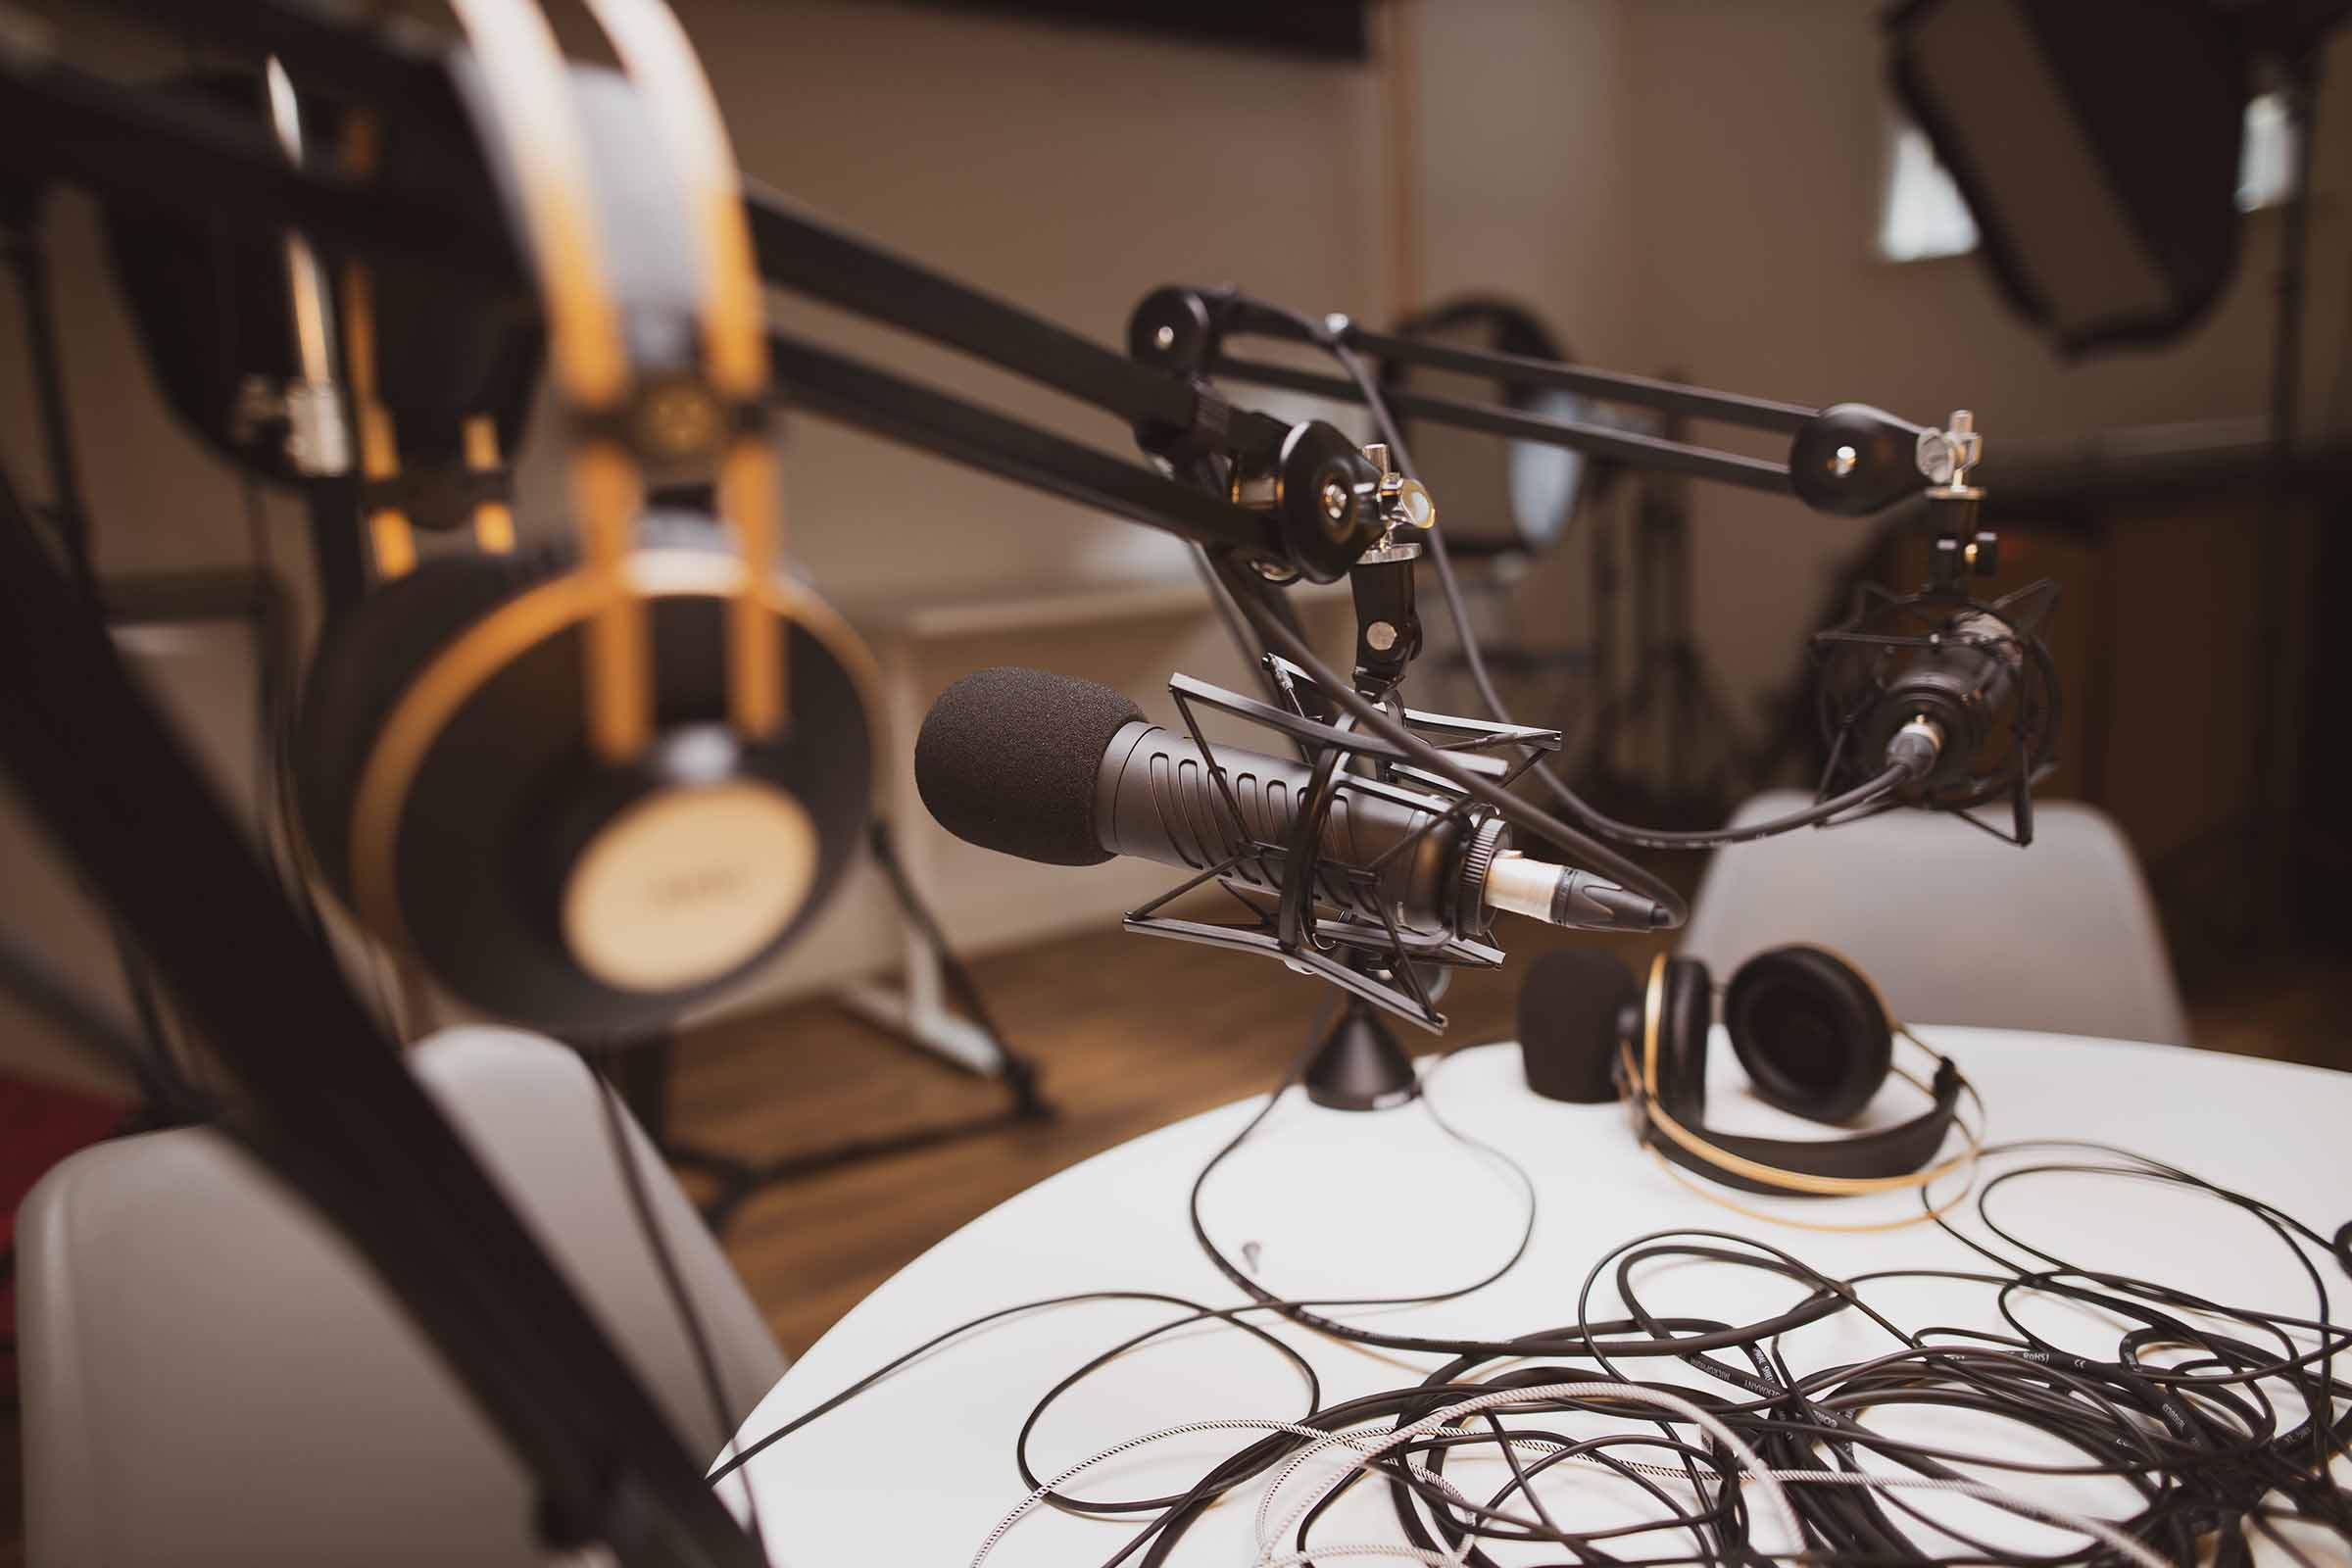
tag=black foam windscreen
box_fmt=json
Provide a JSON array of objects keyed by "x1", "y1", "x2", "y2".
[
  {"x1": 915, "y1": 666, "x2": 1144, "y2": 867},
  {"x1": 1516, "y1": 950, "x2": 1637, "y2": 1103}
]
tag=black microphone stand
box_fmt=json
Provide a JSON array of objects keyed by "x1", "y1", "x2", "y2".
[
  {"x1": 0, "y1": 458, "x2": 766, "y2": 1568},
  {"x1": 640, "y1": 818, "x2": 1054, "y2": 1237},
  {"x1": 1300, "y1": 956, "x2": 1428, "y2": 1111},
  {"x1": 1298, "y1": 450, "x2": 1434, "y2": 1111},
  {"x1": 1122, "y1": 284, "x2": 2010, "y2": 1109},
  {"x1": 0, "y1": 10, "x2": 1997, "y2": 1558}
]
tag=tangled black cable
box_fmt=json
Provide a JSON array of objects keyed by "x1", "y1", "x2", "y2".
[
  {"x1": 1130, "y1": 1141, "x2": 2348, "y2": 1568},
  {"x1": 1258, "y1": 299, "x2": 1919, "y2": 855},
  {"x1": 715, "y1": 1056, "x2": 2349, "y2": 1568},
  {"x1": 708, "y1": 314, "x2": 2346, "y2": 1567}
]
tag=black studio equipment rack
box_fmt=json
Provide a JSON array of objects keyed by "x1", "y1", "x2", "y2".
[{"x1": 0, "y1": 6, "x2": 2029, "y2": 1562}]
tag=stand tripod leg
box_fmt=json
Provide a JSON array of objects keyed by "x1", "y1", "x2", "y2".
[
  {"x1": 648, "y1": 821, "x2": 1052, "y2": 1233},
  {"x1": 836, "y1": 919, "x2": 1010, "y2": 1077},
  {"x1": 842, "y1": 819, "x2": 1050, "y2": 1112}
]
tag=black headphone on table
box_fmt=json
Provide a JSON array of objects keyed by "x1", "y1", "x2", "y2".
[
  {"x1": 278, "y1": 0, "x2": 876, "y2": 1039},
  {"x1": 1518, "y1": 947, "x2": 1973, "y2": 1198}
]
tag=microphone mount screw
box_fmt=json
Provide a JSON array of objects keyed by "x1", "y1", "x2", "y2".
[
  {"x1": 1354, "y1": 442, "x2": 1436, "y2": 564},
  {"x1": 1917, "y1": 409, "x2": 1984, "y2": 499},
  {"x1": 1919, "y1": 410, "x2": 1988, "y2": 592}
]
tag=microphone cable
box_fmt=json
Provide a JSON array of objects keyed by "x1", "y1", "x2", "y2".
[
  {"x1": 1247, "y1": 296, "x2": 1918, "y2": 852},
  {"x1": 583, "y1": 1048, "x2": 769, "y2": 1558},
  {"x1": 1222, "y1": 583, "x2": 1694, "y2": 922},
  {"x1": 706, "y1": 1048, "x2": 1857, "y2": 1501},
  {"x1": 702, "y1": 1079, "x2": 2349, "y2": 1568}
]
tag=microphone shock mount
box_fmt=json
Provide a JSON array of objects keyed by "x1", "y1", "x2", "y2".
[{"x1": 1122, "y1": 654, "x2": 1561, "y2": 1033}]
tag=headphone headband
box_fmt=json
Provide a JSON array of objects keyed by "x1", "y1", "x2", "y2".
[
  {"x1": 580, "y1": 0, "x2": 785, "y2": 740},
  {"x1": 289, "y1": 4, "x2": 880, "y2": 1034},
  {"x1": 443, "y1": 0, "x2": 783, "y2": 759}
]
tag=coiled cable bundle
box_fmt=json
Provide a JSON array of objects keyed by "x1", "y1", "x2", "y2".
[{"x1": 713, "y1": 1055, "x2": 2348, "y2": 1568}]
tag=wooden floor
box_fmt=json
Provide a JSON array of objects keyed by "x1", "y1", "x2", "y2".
[
  {"x1": 3, "y1": 921, "x2": 2345, "y2": 1562},
  {"x1": 677, "y1": 916, "x2": 1668, "y2": 1354},
  {"x1": 674, "y1": 922, "x2": 2351, "y2": 1358}
]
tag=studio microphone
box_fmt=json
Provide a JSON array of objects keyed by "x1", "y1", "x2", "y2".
[
  {"x1": 914, "y1": 666, "x2": 1667, "y2": 941},
  {"x1": 1815, "y1": 575, "x2": 2060, "y2": 841},
  {"x1": 1857, "y1": 582, "x2": 2057, "y2": 796}
]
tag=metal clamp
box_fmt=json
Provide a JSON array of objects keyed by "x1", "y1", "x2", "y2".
[
  {"x1": 1916, "y1": 409, "x2": 1984, "y2": 500},
  {"x1": 1353, "y1": 441, "x2": 1436, "y2": 564}
]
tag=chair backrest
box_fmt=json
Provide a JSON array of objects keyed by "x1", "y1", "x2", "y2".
[
  {"x1": 1679, "y1": 791, "x2": 2189, "y2": 1046},
  {"x1": 18, "y1": 1026, "x2": 783, "y2": 1567}
]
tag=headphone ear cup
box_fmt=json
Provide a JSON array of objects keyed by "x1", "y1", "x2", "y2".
[
  {"x1": 296, "y1": 513, "x2": 876, "y2": 1038},
  {"x1": 294, "y1": 545, "x2": 566, "y2": 903},
  {"x1": 292, "y1": 518, "x2": 742, "y2": 904},
  {"x1": 1724, "y1": 945, "x2": 1891, "y2": 1125},
  {"x1": 1653, "y1": 957, "x2": 1715, "y2": 1125},
  {"x1": 1517, "y1": 950, "x2": 1638, "y2": 1102}
]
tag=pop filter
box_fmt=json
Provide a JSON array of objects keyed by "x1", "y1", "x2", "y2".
[{"x1": 1886, "y1": 0, "x2": 2250, "y2": 355}]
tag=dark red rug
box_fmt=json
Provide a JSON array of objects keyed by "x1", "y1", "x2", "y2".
[{"x1": 1, "y1": 1075, "x2": 126, "y2": 1390}]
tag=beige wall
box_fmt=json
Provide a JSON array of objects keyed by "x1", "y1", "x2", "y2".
[
  {"x1": 2, "y1": 1, "x2": 2330, "y2": 1081},
  {"x1": 0, "y1": 1, "x2": 1394, "y2": 1076},
  {"x1": 1613, "y1": 0, "x2": 2352, "y2": 720},
  {"x1": 1394, "y1": 0, "x2": 2351, "y2": 762},
  {"x1": 1410, "y1": 0, "x2": 1644, "y2": 368},
  {"x1": 623, "y1": 0, "x2": 1389, "y2": 602}
]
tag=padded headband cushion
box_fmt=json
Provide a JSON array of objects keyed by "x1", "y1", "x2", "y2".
[
  {"x1": 1724, "y1": 945, "x2": 1890, "y2": 1126},
  {"x1": 1653, "y1": 956, "x2": 1715, "y2": 1126},
  {"x1": 1642, "y1": 947, "x2": 1960, "y2": 1198},
  {"x1": 1653, "y1": 1057, "x2": 1965, "y2": 1196},
  {"x1": 1516, "y1": 950, "x2": 1637, "y2": 1103}
]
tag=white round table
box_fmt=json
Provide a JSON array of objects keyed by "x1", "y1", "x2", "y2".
[{"x1": 721, "y1": 1028, "x2": 2352, "y2": 1564}]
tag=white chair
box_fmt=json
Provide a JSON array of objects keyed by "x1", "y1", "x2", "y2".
[
  {"x1": 1679, "y1": 790, "x2": 2189, "y2": 1045},
  {"x1": 18, "y1": 1026, "x2": 783, "y2": 1567}
]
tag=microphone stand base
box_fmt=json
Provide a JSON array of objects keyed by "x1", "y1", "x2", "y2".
[{"x1": 1302, "y1": 999, "x2": 1419, "y2": 1111}]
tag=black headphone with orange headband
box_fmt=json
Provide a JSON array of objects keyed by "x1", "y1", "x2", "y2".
[
  {"x1": 1518, "y1": 946, "x2": 1976, "y2": 1199},
  {"x1": 289, "y1": 0, "x2": 878, "y2": 1038}
]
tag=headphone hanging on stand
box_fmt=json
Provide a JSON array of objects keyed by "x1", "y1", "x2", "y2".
[
  {"x1": 1518, "y1": 947, "x2": 1978, "y2": 1199},
  {"x1": 291, "y1": 0, "x2": 878, "y2": 1039}
]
